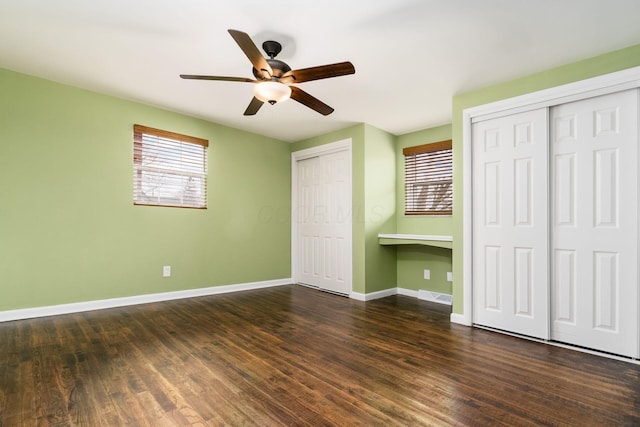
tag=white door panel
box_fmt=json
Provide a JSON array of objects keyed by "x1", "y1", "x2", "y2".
[
  {"x1": 550, "y1": 89, "x2": 639, "y2": 358},
  {"x1": 472, "y1": 108, "x2": 549, "y2": 339},
  {"x1": 296, "y1": 150, "x2": 351, "y2": 295},
  {"x1": 298, "y1": 156, "x2": 321, "y2": 287}
]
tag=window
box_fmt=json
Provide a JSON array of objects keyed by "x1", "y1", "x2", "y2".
[
  {"x1": 403, "y1": 140, "x2": 452, "y2": 215},
  {"x1": 133, "y1": 124, "x2": 208, "y2": 209}
]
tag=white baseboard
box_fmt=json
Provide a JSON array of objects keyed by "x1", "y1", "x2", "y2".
[
  {"x1": 397, "y1": 288, "x2": 419, "y2": 298},
  {"x1": 0, "y1": 278, "x2": 292, "y2": 322},
  {"x1": 450, "y1": 312, "x2": 472, "y2": 326},
  {"x1": 350, "y1": 287, "x2": 397, "y2": 301},
  {"x1": 349, "y1": 292, "x2": 366, "y2": 301},
  {"x1": 352, "y1": 287, "x2": 453, "y2": 307}
]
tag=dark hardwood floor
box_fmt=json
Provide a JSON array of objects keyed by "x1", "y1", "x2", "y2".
[{"x1": 1, "y1": 284, "x2": 639, "y2": 426}]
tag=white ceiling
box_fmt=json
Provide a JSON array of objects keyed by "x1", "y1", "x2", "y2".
[{"x1": 2, "y1": 0, "x2": 640, "y2": 142}]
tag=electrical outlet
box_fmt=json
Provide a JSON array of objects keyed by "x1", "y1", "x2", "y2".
[
  {"x1": 447, "y1": 271, "x2": 453, "y2": 282},
  {"x1": 163, "y1": 266, "x2": 171, "y2": 277},
  {"x1": 423, "y1": 269, "x2": 430, "y2": 280}
]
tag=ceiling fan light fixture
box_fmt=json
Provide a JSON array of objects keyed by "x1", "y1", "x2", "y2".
[
  {"x1": 253, "y1": 81, "x2": 291, "y2": 105},
  {"x1": 181, "y1": 30, "x2": 355, "y2": 116}
]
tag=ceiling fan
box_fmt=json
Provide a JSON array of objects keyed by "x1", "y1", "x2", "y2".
[{"x1": 180, "y1": 29, "x2": 355, "y2": 116}]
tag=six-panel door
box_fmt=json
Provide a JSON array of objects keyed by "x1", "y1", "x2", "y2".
[
  {"x1": 550, "y1": 89, "x2": 639, "y2": 358},
  {"x1": 472, "y1": 108, "x2": 550, "y2": 339}
]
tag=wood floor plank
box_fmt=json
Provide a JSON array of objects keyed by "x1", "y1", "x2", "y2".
[{"x1": 1, "y1": 284, "x2": 639, "y2": 426}]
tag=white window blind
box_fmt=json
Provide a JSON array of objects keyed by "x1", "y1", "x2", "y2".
[
  {"x1": 133, "y1": 124, "x2": 208, "y2": 209},
  {"x1": 403, "y1": 140, "x2": 452, "y2": 215}
]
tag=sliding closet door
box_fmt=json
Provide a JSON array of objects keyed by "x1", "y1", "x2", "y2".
[
  {"x1": 297, "y1": 150, "x2": 351, "y2": 295},
  {"x1": 472, "y1": 108, "x2": 549, "y2": 339},
  {"x1": 298, "y1": 156, "x2": 322, "y2": 287},
  {"x1": 550, "y1": 89, "x2": 639, "y2": 358}
]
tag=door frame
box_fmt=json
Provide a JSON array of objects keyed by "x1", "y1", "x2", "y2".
[
  {"x1": 459, "y1": 66, "x2": 640, "y2": 328},
  {"x1": 291, "y1": 139, "x2": 353, "y2": 294}
]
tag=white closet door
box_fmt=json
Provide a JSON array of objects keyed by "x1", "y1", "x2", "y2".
[
  {"x1": 298, "y1": 156, "x2": 321, "y2": 287},
  {"x1": 472, "y1": 108, "x2": 549, "y2": 339},
  {"x1": 550, "y1": 89, "x2": 639, "y2": 358},
  {"x1": 297, "y1": 150, "x2": 350, "y2": 294}
]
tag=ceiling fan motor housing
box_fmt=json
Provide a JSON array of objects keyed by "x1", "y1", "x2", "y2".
[
  {"x1": 250, "y1": 40, "x2": 291, "y2": 81},
  {"x1": 252, "y1": 59, "x2": 291, "y2": 80}
]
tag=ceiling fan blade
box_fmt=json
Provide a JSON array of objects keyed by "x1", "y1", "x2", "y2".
[
  {"x1": 244, "y1": 97, "x2": 264, "y2": 116},
  {"x1": 228, "y1": 29, "x2": 273, "y2": 79},
  {"x1": 180, "y1": 74, "x2": 256, "y2": 82},
  {"x1": 290, "y1": 86, "x2": 334, "y2": 116},
  {"x1": 281, "y1": 62, "x2": 355, "y2": 84}
]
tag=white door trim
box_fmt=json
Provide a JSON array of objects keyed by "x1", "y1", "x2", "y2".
[
  {"x1": 459, "y1": 65, "x2": 640, "y2": 326},
  {"x1": 291, "y1": 139, "x2": 353, "y2": 293}
]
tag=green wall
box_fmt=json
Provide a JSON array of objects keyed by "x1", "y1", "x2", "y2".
[
  {"x1": 451, "y1": 43, "x2": 640, "y2": 315},
  {"x1": 397, "y1": 246, "x2": 452, "y2": 294},
  {"x1": 395, "y1": 125, "x2": 453, "y2": 293},
  {"x1": 363, "y1": 124, "x2": 397, "y2": 293},
  {"x1": 0, "y1": 68, "x2": 292, "y2": 311}
]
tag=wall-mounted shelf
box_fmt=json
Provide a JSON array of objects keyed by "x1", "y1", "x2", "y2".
[{"x1": 378, "y1": 233, "x2": 453, "y2": 249}]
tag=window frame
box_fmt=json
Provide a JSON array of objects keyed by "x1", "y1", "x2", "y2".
[
  {"x1": 133, "y1": 124, "x2": 208, "y2": 209},
  {"x1": 403, "y1": 139, "x2": 453, "y2": 216}
]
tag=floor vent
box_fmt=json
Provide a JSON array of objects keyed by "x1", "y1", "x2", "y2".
[{"x1": 418, "y1": 290, "x2": 452, "y2": 305}]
